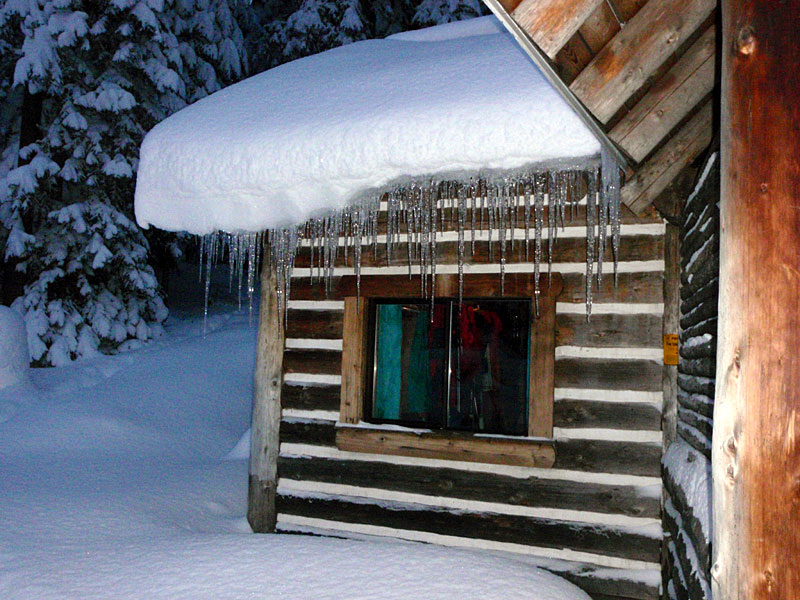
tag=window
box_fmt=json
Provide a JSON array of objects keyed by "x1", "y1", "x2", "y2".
[
  {"x1": 369, "y1": 298, "x2": 531, "y2": 436},
  {"x1": 337, "y1": 273, "x2": 560, "y2": 468}
]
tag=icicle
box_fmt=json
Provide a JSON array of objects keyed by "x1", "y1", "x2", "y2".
[
  {"x1": 586, "y1": 168, "x2": 599, "y2": 320},
  {"x1": 547, "y1": 171, "x2": 556, "y2": 281},
  {"x1": 534, "y1": 173, "x2": 546, "y2": 317},
  {"x1": 524, "y1": 183, "x2": 532, "y2": 262},
  {"x1": 601, "y1": 146, "x2": 622, "y2": 282},
  {"x1": 470, "y1": 180, "x2": 477, "y2": 255},
  {"x1": 202, "y1": 233, "x2": 214, "y2": 334},
  {"x1": 498, "y1": 183, "x2": 508, "y2": 296},
  {"x1": 457, "y1": 184, "x2": 467, "y2": 304}
]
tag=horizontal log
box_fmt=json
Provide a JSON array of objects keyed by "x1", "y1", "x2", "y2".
[
  {"x1": 289, "y1": 271, "x2": 663, "y2": 304},
  {"x1": 554, "y1": 398, "x2": 661, "y2": 431},
  {"x1": 663, "y1": 456, "x2": 711, "y2": 571},
  {"x1": 677, "y1": 389, "x2": 714, "y2": 419},
  {"x1": 286, "y1": 311, "x2": 343, "y2": 339},
  {"x1": 553, "y1": 567, "x2": 661, "y2": 600},
  {"x1": 554, "y1": 438, "x2": 661, "y2": 476},
  {"x1": 285, "y1": 307, "x2": 664, "y2": 350},
  {"x1": 293, "y1": 234, "x2": 664, "y2": 270},
  {"x1": 679, "y1": 295, "x2": 717, "y2": 331},
  {"x1": 282, "y1": 383, "x2": 340, "y2": 412},
  {"x1": 280, "y1": 418, "x2": 337, "y2": 447},
  {"x1": 283, "y1": 349, "x2": 341, "y2": 376},
  {"x1": 281, "y1": 419, "x2": 661, "y2": 476},
  {"x1": 679, "y1": 278, "x2": 718, "y2": 315},
  {"x1": 681, "y1": 233, "x2": 718, "y2": 273},
  {"x1": 679, "y1": 254, "x2": 718, "y2": 301},
  {"x1": 556, "y1": 312, "x2": 662, "y2": 348},
  {"x1": 677, "y1": 422, "x2": 710, "y2": 459},
  {"x1": 677, "y1": 374, "x2": 714, "y2": 397},
  {"x1": 663, "y1": 498, "x2": 712, "y2": 599},
  {"x1": 555, "y1": 358, "x2": 662, "y2": 391},
  {"x1": 677, "y1": 406, "x2": 712, "y2": 441},
  {"x1": 336, "y1": 426, "x2": 556, "y2": 468},
  {"x1": 610, "y1": 25, "x2": 715, "y2": 162},
  {"x1": 278, "y1": 454, "x2": 660, "y2": 518},
  {"x1": 682, "y1": 214, "x2": 719, "y2": 266},
  {"x1": 277, "y1": 494, "x2": 661, "y2": 562},
  {"x1": 679, "y1": 336, "x2": 715, "y2": 361},
  {"x1": 679, "y1": 356, "x2": 715, "y2": 378},
  {"x1": 679, "y1": 316, "x2": 717, "y2": 343}
]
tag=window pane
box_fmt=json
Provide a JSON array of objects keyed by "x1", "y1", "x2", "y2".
[
  {"x1": 449, "y1": 300, "x2": 530, "y2": 435},
  {"x1": 373, "y1": 303, "x2": 447, "y2": 427}
]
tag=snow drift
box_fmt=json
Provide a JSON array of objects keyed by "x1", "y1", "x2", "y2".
[{"x1": 134, "y1": 16, "x2": 599, "y2": 235}]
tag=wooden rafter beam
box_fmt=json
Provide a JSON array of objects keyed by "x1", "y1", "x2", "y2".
[
  {"x1": 611, "y1": 25, "x2": 715, "y2": 163},
  {"x1": 511, "y1": 0, "x2": 604, "y2": 59},
  {"x1": 621, "y1": 101, "x2": 712, "y2": 215},
  {"x1": 569, "y1": 0, "x2": 716, "y2": 124}
]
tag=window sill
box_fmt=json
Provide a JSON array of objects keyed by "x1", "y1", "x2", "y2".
[{"x1": 335, "y1": 423, "x2": 556, "y2": 468}]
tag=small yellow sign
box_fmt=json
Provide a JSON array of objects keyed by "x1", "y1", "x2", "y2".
[{"x1": 664, "y1": 334, "x2": 679, "y2": 365}]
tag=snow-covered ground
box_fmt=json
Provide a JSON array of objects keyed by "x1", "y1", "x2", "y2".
[{"x1": 0, "y1": 303, "x2": 590, "y2": 599}]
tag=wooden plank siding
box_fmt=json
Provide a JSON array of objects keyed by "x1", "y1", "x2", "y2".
[
  {"x1": 485, "y1": 0, "x2": 716, "y2": 215},
  {"x1": 275, "y1": 203, "x2": 665, "y2": 600}
]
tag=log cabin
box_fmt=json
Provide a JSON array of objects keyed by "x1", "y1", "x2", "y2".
[{"x1": 134, "y1": 1, "x2": 800, "y2": 599}]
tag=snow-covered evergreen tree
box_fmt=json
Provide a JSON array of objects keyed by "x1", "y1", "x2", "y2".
[
  {"x1": 0, "y1": 0, "x2": 247, "y2": 365},
  {"x1": 412, "y1": 0, "x2": 488, "y2": 26},
  {"x1": 278, "y1": 0, "x2": 368, "y2": 63}
]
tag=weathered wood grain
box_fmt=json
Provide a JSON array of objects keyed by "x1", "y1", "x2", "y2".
[
  {"x1": 286, "y1": 310, "x2": 343, "y2": 339},
  {"x1": 339, "y1": 297, "x2": 368, "y2": 424},
  {"x1": 511, "y1": 0, "x2": 603, "y2": 59},
  {"x1": 283, "y1": 349, "x2": 341, "y2": 375},
  {"x1": 555, "y1": 358, "x2": 662, "y2": 391},
  {"x1": 611, "y1": 26, "x2": 716, "y2": 162},
  {"x1": 556, "y1": 312, "x2": 662, "y2": 348},
  {"x1": 293, "y1": 234, "x2": 664, "y2": 270},
  {"x1": 282, "y1": 383, "x2": 340, "y2": 412},
  {"x1": 248, "y1": 255, "x2": 284, "y2": 533},
  {"x1": 554, "y1": 438, "x2": 661, "y2": 476},
  {"x1": 569, "y1": 0, "x2": 716, "y2": 123},
  {"x1": 554, "y1": 399, "x2": 661, "y2": 431},
  {"x1": 277, "y1": 494, "x2": 661, "y2": 562},
  {"x1": 278, "y1": 454, "x2": 660, "y2": 518},
  {"x1": 336, "y1": 426, "x2": 556, "y2": 468},
  {"x1": 623, "y1": 101, "x2": 713, "y2": 215}
]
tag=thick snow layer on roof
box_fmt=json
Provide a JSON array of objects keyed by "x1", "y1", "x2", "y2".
[{"x1": 135, "y1": 16, "x2": 600, "y2": 235}]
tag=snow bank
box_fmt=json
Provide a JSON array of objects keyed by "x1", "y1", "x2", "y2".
[
  {"x1": 135, "y1": 16, "x2": 599, "y2": 235},
  {"x1": 0, "y1": 308, "x2": 590, "y2": 600}
]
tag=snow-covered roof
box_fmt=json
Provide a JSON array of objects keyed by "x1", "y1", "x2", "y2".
[{"x1": 134, "y1": 16, "x2": 600, "y2": 236}]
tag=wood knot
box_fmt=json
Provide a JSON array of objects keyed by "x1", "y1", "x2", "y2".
[
  {"x1": 711, "y1": 562, "x2": 722, "y2": 581},
  {"x1": 724, "y1": 435, "x2": 737, "y2": 457},
  {"x1": 736, "y1": 25, "x2": 756, "y2": 55},
  {"x1": 760, "y1": 182, "x2": 768, "y2": 194}
]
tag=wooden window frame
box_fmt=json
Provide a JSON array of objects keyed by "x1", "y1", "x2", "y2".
[{"x1": 336, "y1": 272, "x2": 561, "y2": 468}]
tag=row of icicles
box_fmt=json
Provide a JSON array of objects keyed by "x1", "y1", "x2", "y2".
[{"x1": 199, "y1": 153, "x2": 621, "y2": 329}]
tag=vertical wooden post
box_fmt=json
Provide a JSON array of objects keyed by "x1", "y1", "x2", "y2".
[
  {"x1": 662, "y1": 223, "x2": 680, "y2": 451},
  {"x1": 713, "y1": 1, "x2": 800, "y2": 598},
  {"x1": 247, "y1": 252, "x2": 284, "y2": 533}
]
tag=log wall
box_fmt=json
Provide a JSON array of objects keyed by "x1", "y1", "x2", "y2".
[
  {"x1": 662, "y1": 152, "x2": 718, "y2": 600},
  {"x1": 276, "y1": 201, "x2": 667, "y2": 600}
]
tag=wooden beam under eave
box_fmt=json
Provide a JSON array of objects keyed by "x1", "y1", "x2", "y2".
[
  {"x1": 713, "y1": 0, "x2": 800, "y2": 597},
  {"x1": 611, "y1": 25, "x2": 716, "y2": 163},
  {"x1": 569, "y1": 0, "x2": 716, "y2": 124},
  {"x1": 511, "y1": 0, "x2": 603, "y2": 59},
  {"x1": 621, "y1": 101, "x2": 712, "y2": 215}
]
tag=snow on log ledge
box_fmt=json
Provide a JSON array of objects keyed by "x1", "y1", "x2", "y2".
[{"x1": 134, "y1": 16, "x2": 600, "y2": 236}]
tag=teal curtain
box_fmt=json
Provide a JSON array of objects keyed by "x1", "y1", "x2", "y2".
[
  {"x1": 407, "y1": 311, "x2": 431, "y2": 414},
  {"x1": 374, "y1": 304, "x2": 402, "y2": 419}
]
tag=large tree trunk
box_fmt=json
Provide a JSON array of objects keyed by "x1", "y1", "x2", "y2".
[
  {"x1": 247, "y1": 251, "x2": 284, "y2": 533},
  {"x1": 713, "y1": 1, "x2": 800, "y2": 598}
]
